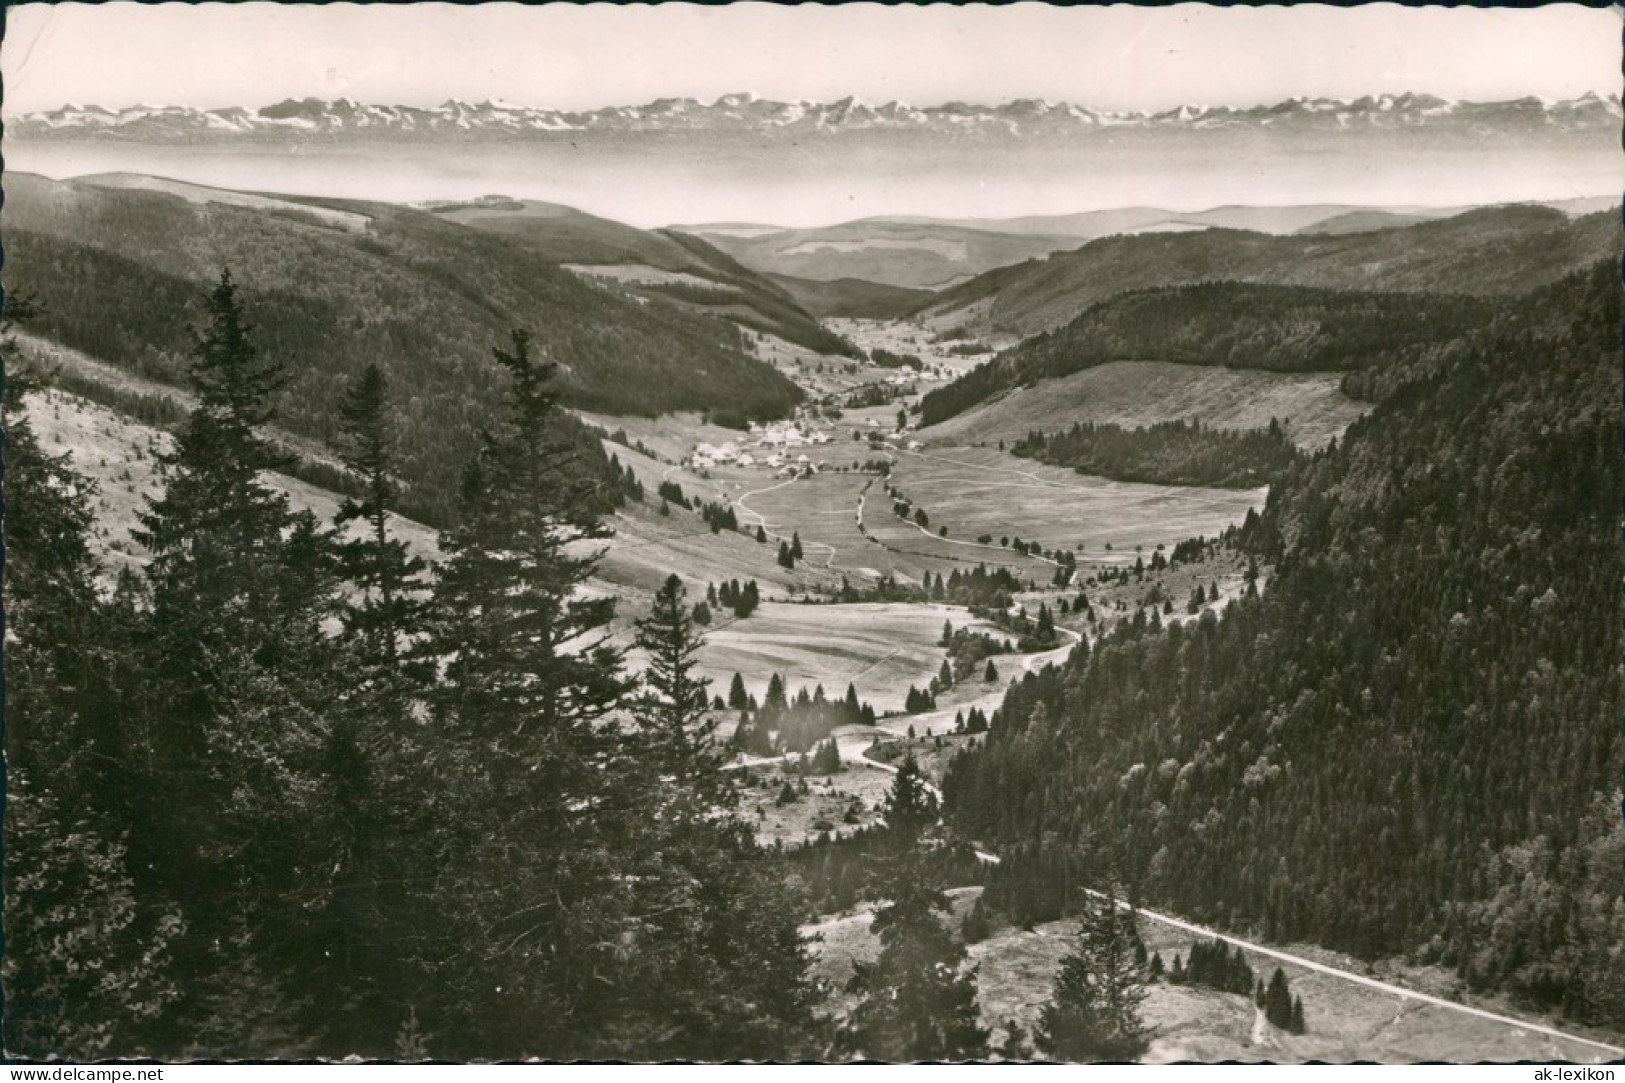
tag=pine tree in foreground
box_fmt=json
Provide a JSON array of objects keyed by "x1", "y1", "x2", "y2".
[
  {"x1": 1037, "y1": 887, "x2": 1150, "y2": 1062},
  {"x1": 843, "y1": 761, "x2": 986, "y2": 1061},
  {"x1": 124, "y1": 271, "x2": 357, "y2": 1054},
  {"x1": 2, "y1": 299, "x2": 188, "y2": 1059},
  {"x1": 634, "y1": 574, "x2": 728, "y2": 807},
  {"x1": 845, "y1": 848, "x2": 988, "y2": 1061},
  {"x1": 416, "y1": 328, "x2": 637, "y2": 1054}
]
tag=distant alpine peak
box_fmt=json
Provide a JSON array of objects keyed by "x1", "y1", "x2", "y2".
[{"x1": 10, "y1": 91, "x2": 1620, "y2": 140}]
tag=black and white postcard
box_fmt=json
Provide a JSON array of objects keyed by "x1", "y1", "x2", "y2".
[{"x1": 2, "y1": 2, "x2": 1621, "y2": 1064}]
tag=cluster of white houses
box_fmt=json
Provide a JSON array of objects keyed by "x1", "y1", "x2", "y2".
[
  {"x1": 687, "y1": 415, "x2": 928, "y2": 477},
  {"x1": 688, "y1": 418, "x2": 839, "y2": 476}
]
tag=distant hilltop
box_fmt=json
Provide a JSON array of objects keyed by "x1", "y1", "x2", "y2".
[{"x1": 9, "y1": 91, "x2": 1621, "y2": 141}]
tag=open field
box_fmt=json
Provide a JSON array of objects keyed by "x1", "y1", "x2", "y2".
[
  {"x1": 919, "y1": 360, "x2": 1371, "y2": 451},
  {"x1": 733, "y1": 759, "x2": 898, "y2": 848},
  {"x1": 885, "y1": 444, "x2": 1267, "y2": 562},
  {"x1": 732, "y1": 468, "x2": 1056, "y2": 583},
  {"x1": 830, "y1": 317, "x2": 1020, "y2": 375},
  {"x1": 694, "y1": 600, "x2": 998, "y2": 712}
]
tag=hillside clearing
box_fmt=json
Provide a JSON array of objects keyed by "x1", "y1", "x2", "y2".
[
  {"x1": 885, "y1": 445, "x2": 1266, "y2": 561},
  {"x1": 920, "y1": 360, "x2": 1370, "y2": 451},
  {"x1": 694, "y1": 600, "x2": 997, "y2": 712}
]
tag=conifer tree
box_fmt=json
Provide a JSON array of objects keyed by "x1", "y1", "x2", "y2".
[
  {"x1": 1036, "y1": 887, "x2": 1149, "y2": 1062},
  {"x1": 2, "y1": 321, "x2": 118, "y2": 789},
  {"x1": 1264, "y1": 967, "x2": 1294, "y2": 1029},
  {"x1": 883, "y1": 754, "x2": 939, "y2": 840},
  {"x1": 845, "y1": 857, "x2": 988, "y2": 1061},
  {"x1": 135, "y1": 269, "x2": 322, "y2": 685},
  {"x1": 128, "y1": 272, "x2": 357, "y2": 1047},
  {"x1": 2, "y1": 302, "x2": 188, "y2": 1058},
  {"x1": 417, "y1": 328, "x2": 636, "y2": 1053},
  {"x1": 846, "y1": 761, "x2": 986, "y2": 1066},
  {"x1": 634, "y1": 574, "x2": 726, "y2": 805},
  {"x1": 332, "y1": 363, "x2": 430, "y2": 671},
  {"x1": 843, "y1": 682, "x2": 862, "y2": 723},
  {"x1": 1036, "y1": 602, "x2": 1056, "y2": 642},
  {"x1": 428, "y1": 327, "x2": 630, "y2": 739}
]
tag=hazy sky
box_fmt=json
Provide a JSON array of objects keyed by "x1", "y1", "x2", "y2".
[{"x1": 3, "y1": 2, "x2": 1620, "y2": 115}]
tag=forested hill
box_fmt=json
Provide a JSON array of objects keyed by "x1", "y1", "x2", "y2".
[
  {"x1": 763, "y1": 274, "x2": 934, "y2": 320},
  {"x1": 920, "y1": 283, "x2": 1495, "y2": 425},
  {"x1": 2, "y1": 172, "x2": 804, "y2": 523},
  {"x1": 429, "y1": 198, "x2": 859, "y2": 357},
  {"x1": 942, "y1": 261, "x2": 1624, "y2": 1027},
  {"x1": 916, "y1": 205, "x2": 1620, "y2": 339}
]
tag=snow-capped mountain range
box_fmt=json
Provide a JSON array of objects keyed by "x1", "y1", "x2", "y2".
[{"x1": 9, "y1": 91, "x2": 1621, "y2": 140}]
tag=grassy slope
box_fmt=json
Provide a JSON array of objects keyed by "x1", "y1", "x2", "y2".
[
  {"x1": 883, "y1": 445, "x2": 1265, "y2": 560},
  {"x1": 921, "y1": 361, "x2": 1369, "y2": 451},
  {"x1": 919, "y1": 205, "x2": 1622, "y2": 337}
]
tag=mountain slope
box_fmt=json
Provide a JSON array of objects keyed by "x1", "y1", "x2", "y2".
[
  {"x1": 918, "y1": 205, "x2": 1622, "y2": 338},
  {"x1": 426, "y1": 196, "x2": 856, "y2": 356},
  {"x1": 2, "y1": 172, "x2": 804, "y2": 523},
  {"x1": 763, "y1": 274, "x2": 933, "y2": 320},
  {"x1": 919, "y1": 282, "x2": 1498, "y2": 426},
  {"x1": 679, "y1": 220, "x2": 1078, "y2": 290},
  {"x1": 944, "y1": 260, "x2": 1623, "y2": 1026}
]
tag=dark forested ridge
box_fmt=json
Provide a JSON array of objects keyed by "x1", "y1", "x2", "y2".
[
  {"x1": 942, "y1": 262, "x2": 1624, "y2": 1026},
  {"x1": 2, "y1": 172, "x2": 804, "y2": 522},
  {"x1": 920, "y1": 283, "x2": 1495, "y2": 425},
  {"x1": 764, "y1": 273, "x2": 936, "y2": 320},
  {"x1": 1010, "y1": 418, "x2": 1300, "y2": 489},
  {"x1": 917, "y1": 205, "x2": 1621, "y2": 338}
]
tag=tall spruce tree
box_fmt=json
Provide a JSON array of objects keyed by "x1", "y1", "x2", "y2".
[
  {"x1": 634, "y1": 574, "x2": 726, "y2": 805},
  {"x1": 134, "y1": 270, "x2": 323, "y2": 676},
  {"x1": 414, "y1": 328, "x2": 639, "y2": 1055},
  {"x1": 332, "y1": 363, "x2": 430, "y2": 671},
  {"x1": 844, "y1": 760, "x2": 986, "y2": 1061},
  {"x1": 128, "y1": 271, "x2": 354, "y2": 1053},
  {"x1": 845, "y1": 853, "x2": 987, "y2": 1060},
  {"x1": 2, "y1": 298, "x2": 188, "y2": 1058},
  {"x1": 1037, "y1": 886, "x2": 1150, "y2": 1062},
  {"x1": 428, "y1": 328, "x2": 629, "y2": 736},
  {"x1": 884, "y1": 753, "x2": 939, "y2": 839}
]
